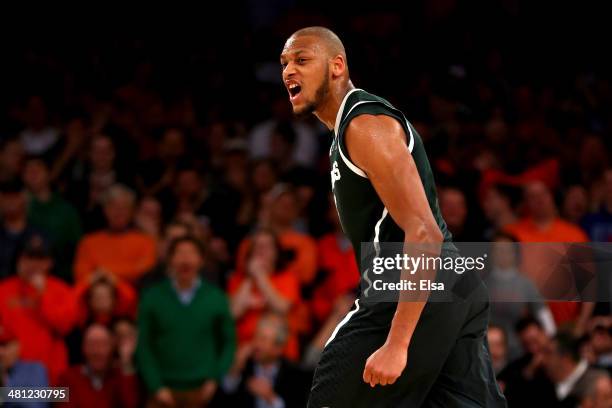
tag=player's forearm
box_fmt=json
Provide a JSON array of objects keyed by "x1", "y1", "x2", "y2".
[
  {"x1": 387, "y1": 301, "x2": 427, "y2": 348},
  {"x1": 387, "y1": 224, "x2": 442, "y2": 348}
]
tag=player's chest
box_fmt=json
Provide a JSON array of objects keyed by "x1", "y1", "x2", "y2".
[{"x1": 328, "y1": 151, "x2": 372, "y2": 211}]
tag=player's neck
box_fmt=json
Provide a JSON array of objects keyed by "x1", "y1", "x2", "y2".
[{"x1": 314, "y1": 81, "x2": 355, "y2": 131}]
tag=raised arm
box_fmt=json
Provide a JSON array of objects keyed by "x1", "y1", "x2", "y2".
[{"x1": 344, "y1": 114, "x2": 444, "y2": 387}]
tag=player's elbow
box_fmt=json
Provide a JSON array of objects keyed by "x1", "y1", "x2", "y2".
[
  {"x1": 424, "y1": 224, "x2": 444, "y2": 243},
  {"x1": 410, "y1": 222, "x2": 444, "y2": 244}
]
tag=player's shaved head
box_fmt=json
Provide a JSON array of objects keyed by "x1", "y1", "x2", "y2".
[
  {"x1": 287, "y1": 26, "x2": 346, "y2": 61},
  {"x1": 281, "y1": 26, "x2": 352, "y2": 121}
]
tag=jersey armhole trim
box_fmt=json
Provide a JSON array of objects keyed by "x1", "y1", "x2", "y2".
[
  {"x1": 338, "y1": 140, "x2": 368, "y2": 178},
  {"x1": 405, "y1": 120, "x2": 415, "y2": 153},
  {"x1": 334, "y1": 88, "x2": 363, "y2": 136},
  {"x1": 324, "y1": 298, "x2": 360, "y2": 348},
  {"x1": 336, "y1": 100, "x2": 378, "y2": 178},
  {"x1": 337, "y1": 101, "x2": 416, "y2": 178},
  {"x1": 366, "y1": 98, "x2": 416, "y2": 154}
]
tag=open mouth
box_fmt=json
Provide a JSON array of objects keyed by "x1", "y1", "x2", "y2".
[{"x1": 287, "y1": 83, "x2": 302, "y2": 99}]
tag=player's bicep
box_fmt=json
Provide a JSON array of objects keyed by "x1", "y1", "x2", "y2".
[{"x1": 345, "y1": 115, "x2": 439, "y2": 236}]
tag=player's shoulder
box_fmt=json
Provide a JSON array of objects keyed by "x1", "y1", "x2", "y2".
[
  {"x1": 342, "y1": 89, "x2": 405, "y2": 130},
  {"x1": 343, "y1": 115, "x2": 410, "y2": 172},
  {"x1": 345, "y1": 112, "x2": 404, "y2": 138},
  {"x1": 343, "y1": 124, "x2": 415, "y2": 180},
  {"x1": 339, "y1": 89, "x2": 412, "y2": 153}
]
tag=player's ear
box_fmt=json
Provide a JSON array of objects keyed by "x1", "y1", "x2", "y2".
[{"x1": 330, "y1": 54, "x2": 346, "y2": 78}]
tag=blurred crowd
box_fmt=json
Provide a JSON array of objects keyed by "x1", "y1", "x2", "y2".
[{"x1": 1, "y1": 2, "x2": 612, "y2": 407}]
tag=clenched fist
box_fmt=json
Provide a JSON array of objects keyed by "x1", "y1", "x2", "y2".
[{"x1": 363, "y1": 341, "x2": 407, "y2": 387}]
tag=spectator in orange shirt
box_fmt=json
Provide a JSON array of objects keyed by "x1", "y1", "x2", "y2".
[
  {"x1": 67, "y1": 273, "x2": 137, "y2": 364},
  {"x1": 229, "y1": 229, "x2": 301, "y2": 359},
  {"x1": 73, "y1": 184, "x2": 156, "y2": 284},
  {"x1": 236, "y1": 184, "x2": 317, "y2": 285},
  {"x1": 74, "y1": 273, "x2": 137, "y2": 326},
  {"x1": 505, "y1": 181, "x2": 593, "y2": 333},
  {"x1": 0, "y1": 233, "x2": 78, "y2": 384},
  {"x1": 310, "y1": 196, "x2": 360, "y2": 324},
  {"x1": 506, "y1": 181, "x2": 589, "y2": 244}
]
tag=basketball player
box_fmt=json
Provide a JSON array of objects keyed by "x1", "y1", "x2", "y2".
[{"x1": 280, "y1": 27, "x2": 507, "y2": 407}]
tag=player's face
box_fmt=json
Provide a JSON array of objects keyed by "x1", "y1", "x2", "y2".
[{"x1": 280, "y1": 36, "x2": 330, "y2": 116}]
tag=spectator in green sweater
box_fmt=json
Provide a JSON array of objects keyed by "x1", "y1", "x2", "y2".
[
  {"x1": 136, "y1": 236, "x2": 236, "y2": 408},
  {"x1": 23, "y1": 155, "x2": 81, "y2": 282}
]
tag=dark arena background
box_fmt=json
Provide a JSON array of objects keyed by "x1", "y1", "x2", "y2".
[{"x1": 1, "y1": 1, "x2": 611, "y2": 407}]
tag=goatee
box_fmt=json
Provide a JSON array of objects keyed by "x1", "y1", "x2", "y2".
[{"x1": 294, "y1": 70, "x2": 329, "y2": 119}]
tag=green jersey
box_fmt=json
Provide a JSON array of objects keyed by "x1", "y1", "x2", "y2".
[
  {"x1": 329, "y1": 88, "x2": 452, "y2": 266},
  {"x1": 313, "y1": 92, "x2": 505, "y2": 408}
]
